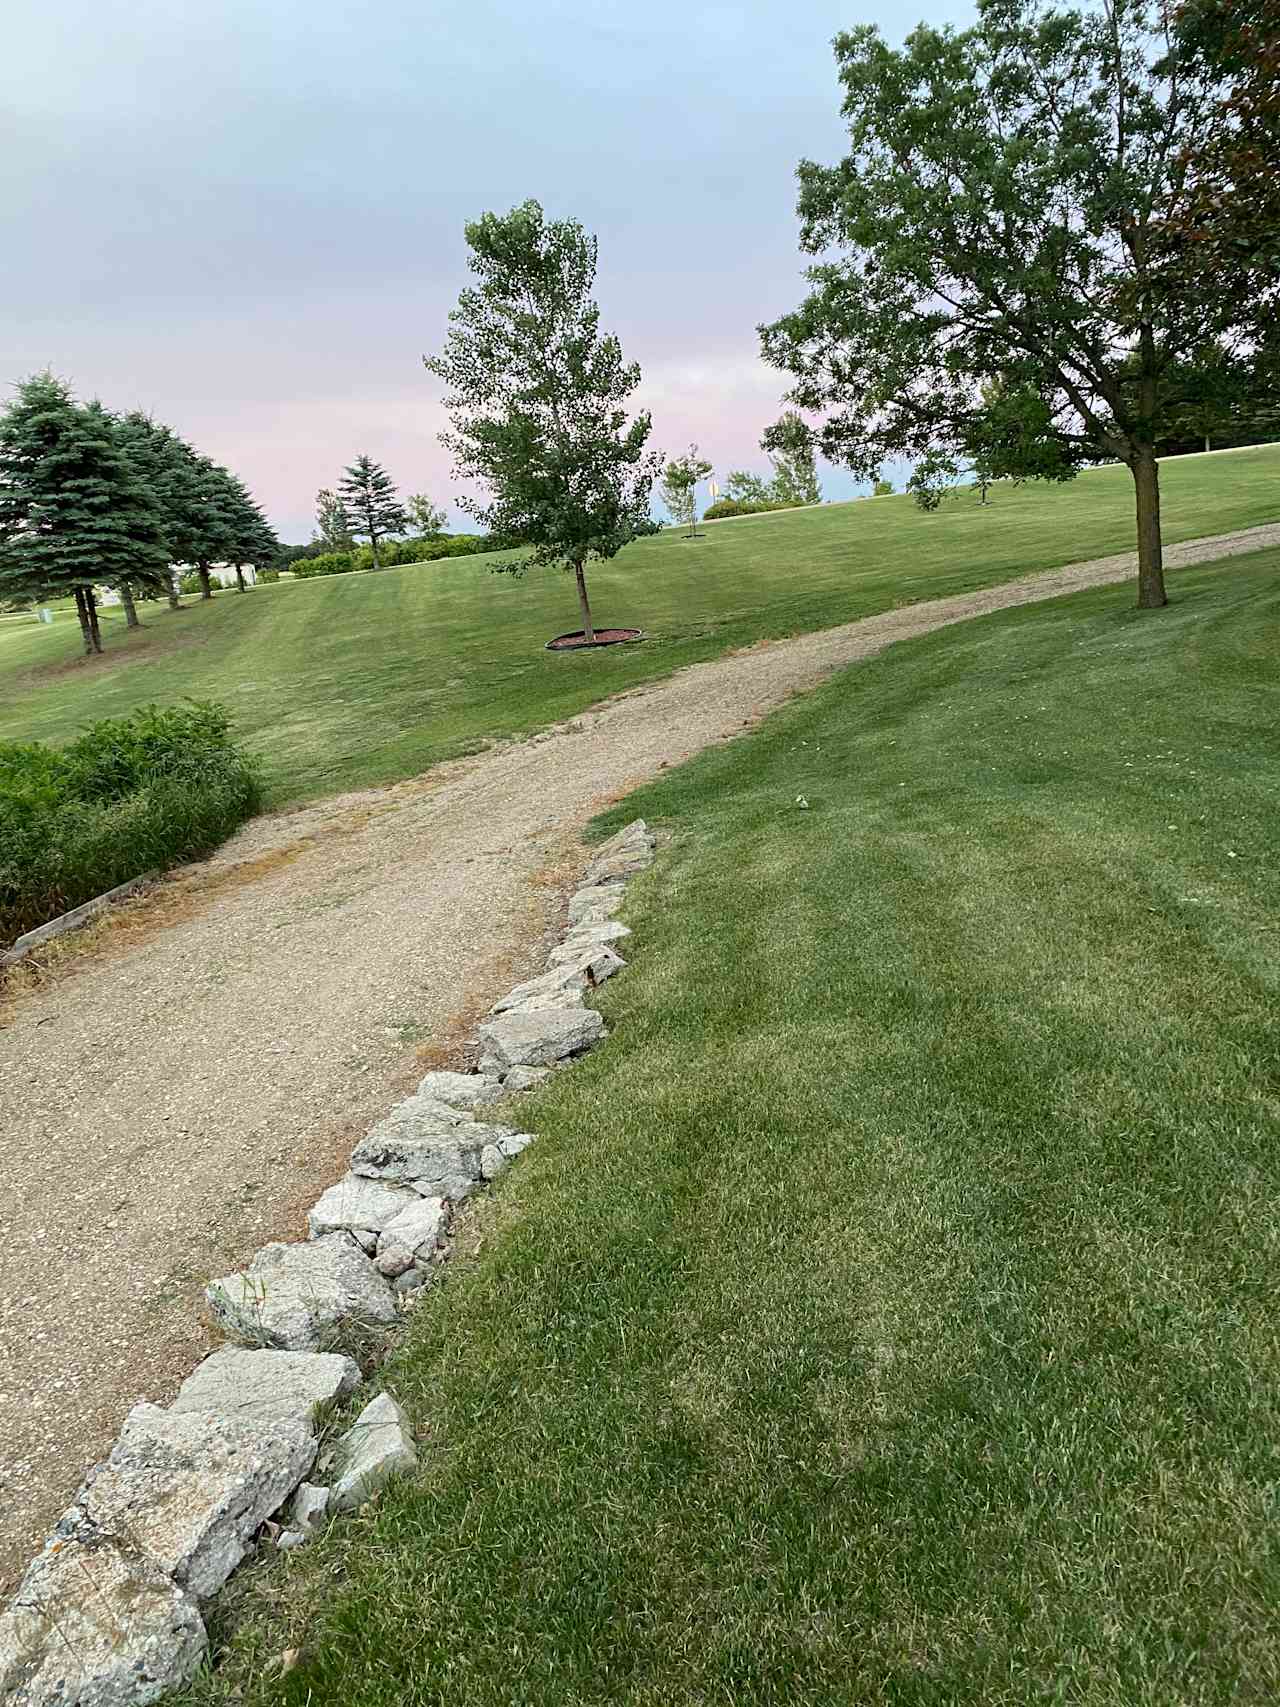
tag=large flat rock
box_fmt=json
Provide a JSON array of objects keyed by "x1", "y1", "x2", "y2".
[
  {"x1": 351, "y1": 1120, "x2": 515, "y2": 1199},
  {"x1": 478, "y1": 1005, "x2": 606, "y2": 1068},
  {"x1": 72, "y1": 1403, "x2": 315, "y2": 1600},
  {"x1": 415, "y1": 1070, "x2": 504, "y2": 1110},
  {"x1": 491, "y1": 945, "x2": 625, "y2": 1015},
  {"x1": 567, "y1": 882, "x2": 626, "y2": 926},
  {"x1": 206, "y1": 1234, "x2": 398, "y2": 1351},
  {"x1": 0, "y1": 1521, "x2": 206, "y2": 1706},
  {"x1": 307, "y1": 1173, "x2": 417, "y2": 1241},
  {"x1": 548, "y1": 920, "x2": 631, "y2": 965},
  {"x1": 171, "y1": 1347, "x2": 361, "y2": 1430}
]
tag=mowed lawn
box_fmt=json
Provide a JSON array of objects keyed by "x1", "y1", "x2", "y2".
[
  {"x1": 185, "y1": 547, "x2": 1280, "y2": 1706},
  {"x1": 2, "y1": 446, "x2": 1276, "y2": 807}
]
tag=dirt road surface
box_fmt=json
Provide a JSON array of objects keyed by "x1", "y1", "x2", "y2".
[{"x1": 1, "y1": 522, "x2": 1275, "y2": 1591}]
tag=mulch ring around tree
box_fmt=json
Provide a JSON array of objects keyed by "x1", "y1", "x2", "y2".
[{"x1": 545, "y1": 628, "x2": 645, "y2": 651}]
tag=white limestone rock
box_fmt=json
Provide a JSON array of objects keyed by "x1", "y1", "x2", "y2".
[
  {"x1": 416, "y1": 1069, "x2": 504, "y2": 1110},
  {"x1": 284, "y1": 1480, "x2": 330, "y2": 1542},
  {"x1": 582, "y1": 845, "x2": 654, "y2": 886},
  {"x1": 548, "y1": 920, "x2": 631, "y2": 965},
  {"x1": 501, "y1": 1064, "x2": 552, "y2": 1093},
  {"x1": 0, "y1": 1523, "x2": 207, "y2": 1707},
  {"x1": 307, "y1": 1174, "x2": 416, "y2": 1241},
  {"x1": 478, "y1": 1005, "x2": 606, "y2": 1069},
  {"x1": 171, "y1": 1347, "x2": 360, "y2": 1430},
  {"x1": 567, "y1": 882, "x2": 626, "y2": 926},
  {"x1": 329, "y1": 1393, "x2": 418, "y2": 1514},
  {"x1": 73, "y1": 1403, "x2": 316, "y2": 1599},
  {"x1": 491, "y1": 945, "x2": 625, "y2": 1015},
  {"x1": 376, "y1": 1194, "x2": 447, "y2": 1259},
  {"x1": 593, "y1": 818, "x2": 654, "y2": 859},
  {"x1": 374, "y1": 1243, "x2": 414, "y2": 1278},
  {"x1": 206, "y1": 1235, "x2": 397, "y2": 1351},
  {"x1": 351, "y1": 1120, "x2": 515, "y2": 1200},
  {"x1": 498, "y1": 1133, "x2": 535, "y2": 1159}
]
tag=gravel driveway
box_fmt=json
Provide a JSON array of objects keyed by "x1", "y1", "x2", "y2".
[{"x1": 1, "y1": 522, "x2": 1275, "y2": 1592}]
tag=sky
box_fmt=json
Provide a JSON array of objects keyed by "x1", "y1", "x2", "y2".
[{"x1": 2, "y1": 0, "x2": 974, "y2": 541}]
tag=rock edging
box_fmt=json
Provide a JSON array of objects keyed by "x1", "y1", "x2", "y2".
[{"x1": 0, "y1": 819, "x2": 656, "y2": 1707}]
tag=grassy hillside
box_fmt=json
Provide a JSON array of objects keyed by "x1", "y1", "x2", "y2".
[
  {"x1": 184, "y1": 546, "x2": 1280, "y2": 1707},
  {"x1": 2, "y1": 447, "x2": 1276, "y2": 807}
]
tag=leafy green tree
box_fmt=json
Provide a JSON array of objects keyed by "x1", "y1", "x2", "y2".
[
  {"x1": 759, "y1": 0, "x2": 1277, "y2": 609},
  {"x1": 406, "y1": 492, "x2": 448, "y2": 537},
  {"x1": 660, "y1": 445, "x2": 713, "y2": 538},
  {"x1": 425, "y1": 199, "x2": 661, "y2": 643},
  {"x1": 0, "y1": 375, "x2": 170, "y2": 654},
  {"x1": 872, "y1": 478, "x2": 895, "y2": 497},
  {"x1": 338, "y1": 456, "x2": 407, "y2": 568},
  {"x1": 762, "y1": 411, "x2": 822, "y2": 507},
  {"x1": 725, "y1": 470, "x2": 774, "y2": 505},
  {"x1": 314, "y1": 487, "x2": 354, "y2": 552}
]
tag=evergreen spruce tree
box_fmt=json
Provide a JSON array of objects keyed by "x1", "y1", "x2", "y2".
[
  {"x1": 0, "y1": 375, "x2": 170, "y2": 654},
  {"x1": 338, "y1": 456, "x2": 408, "y2": 567}
]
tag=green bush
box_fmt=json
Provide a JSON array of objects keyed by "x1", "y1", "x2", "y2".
[
  {"x1": 289, "y1": 536, "x2": 498, "y2": 578},
  {"x1": 702, "y1": 497, "x2": 796, "y2": 520},
  {"x1": 256, "y1": 567, "x2": 280, "y2": 583},
  {"x1": 0, "y1": 701, "x2": 262, "y2": 947},
  {"x1": 178, "y1": 571, "x2": 208, "y2": 595}
]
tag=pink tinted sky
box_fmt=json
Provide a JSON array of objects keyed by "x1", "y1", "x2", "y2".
[{"x1": 3, "y1": 0, "x2": 972, "y2": 540}]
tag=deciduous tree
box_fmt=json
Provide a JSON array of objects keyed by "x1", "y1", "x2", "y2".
[
  {"x1": 314, "y1": 487, "x2": 354, "y2": 552},
  {"x1": 426, "y1": 199, "x2": 661, "y2": 643},
  {"x1": 406, "y1": 492, "x2": 448, "y2": 537},
  {"x1": 759, "y1": 0, "x2": 1279, "y2": 608},
  {"x1": 762, "y1": 410, "x2": 822, "y2": 507},
  {"x1": 660, "y1": 445, "x2": 713, "y2": 537}
]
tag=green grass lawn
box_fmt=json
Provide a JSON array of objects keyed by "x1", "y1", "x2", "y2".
[
  {"x1": 183, "y1": 546, "x2": 1280, "y2": 1706},
  {"x1": 3, "y1": 447, "x2": 1276, "y2": 808}
]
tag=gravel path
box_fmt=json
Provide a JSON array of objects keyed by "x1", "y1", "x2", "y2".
[{"x1": 1, "y1": 521, "x2": 1275, "y2": 1592}]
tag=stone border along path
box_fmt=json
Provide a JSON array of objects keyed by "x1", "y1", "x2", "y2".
[
  {"x1": 0, "y1": 522, "x2": 1276, "y2": 1697},
  {"x1": 0, "y1": 820, "x2": 653, "y2": 1706}
]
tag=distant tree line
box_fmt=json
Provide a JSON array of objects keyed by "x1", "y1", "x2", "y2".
[{"x1": 0, "y1": 374, "x2": 279, "y2": 653}]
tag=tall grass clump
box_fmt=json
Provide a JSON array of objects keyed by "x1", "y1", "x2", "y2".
[{"x1": 0, "y1": 700, "x2": 261, "y2": 945}]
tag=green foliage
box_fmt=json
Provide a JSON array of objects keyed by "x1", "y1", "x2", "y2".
[
  {"x1": 0, "y1": 376, "x2": 171, "y2": 615},
  {"x1": 660, "y1": 445, "x2": 713, "y2": 535},
  {"x1": 406, "y1": 492, "x2": 448, "y2": 537},
  {"x1": 759, "y1": 0, "x2": 1279, "y2": 607},
  {"x1": 872, "y1": 479, "x2": 895, "y2": 496},
  {"x1": 762, "y1": 409, "x2": 822, "y2": 506},
  {"x1": 257, "y1": 567, "x2": 280, "y2": 584},
  {"x1": 178, "y1": 571, "x2": 207, "y2": 595},
  {"x1": 702, "y1": 496, "x2": 796, "y2": 520},
  {"x1": 315, "y1": 487, "x2": 355, "y2": 552},
  {"x1": 289, "y1": 535, "x2": 493, "y2": 578},
  {"x1": 724, "y1": 470, "x2": 774, "y2": 506},
  {"x1": 0, "y1": 701, "x2": 261, "y2": 944},
  {"x1": 425, "y1": 198, "x2": 660, "y2": 633},
  {"x1": 338, "y1": 456, "x2": 408, "y2": 566}
]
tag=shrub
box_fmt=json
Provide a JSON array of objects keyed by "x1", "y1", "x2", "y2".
[
  {"x1": 257, "y1": 566, "x2": 280, "y2": 583},
  {"x1": 178, "y1": 571, "x2": 206, "y2": 595},
  {"x1": 702, "y1": 497, "x2": 795, "y2": 520},
  {"x1": 0, "y1": 701, "x2": 262, "y2": 946},
  {"x1": 290, "y1": 550, "x2": 355, "y2": 578}
]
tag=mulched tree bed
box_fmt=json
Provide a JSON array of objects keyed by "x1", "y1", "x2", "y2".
[{"x1": 545, "y1": 628, "x2": 645, "y2": 651}]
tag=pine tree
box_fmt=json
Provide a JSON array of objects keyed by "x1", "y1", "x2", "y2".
[
  {"x1": 0, "y1": 375, "x2": 171, "y2": 654},
  {"x1": 338, "y1": 457, "x2": 407, "y2": 567}
]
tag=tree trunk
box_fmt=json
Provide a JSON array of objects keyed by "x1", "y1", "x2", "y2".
[
  {"x1": 1130, "y1": 445, "x2": 1167, "y2": 609},
  {"x1": 234, "y1": 563, "x2": 246, "y2": 593},
  {"x1": 198, "y1": 562, "x2": 213, "y2": 601},
  {"x1": 73, "y1": 587, "x2": 95, "y2": 656},
  {"x1": 85, "y1": 585, "x2": 103, "y2": 653},
  {"x1": 369, "y1": 528, "x2": 380, "y2": 569},
  {"x1": 1204, "y1": 433, "x2": 1211, "y2": 454},
  {"x1": 167, "y1": 569, "x2": 180, "y2": 610},
  {"x1": 574, "y1": 559, "x2": 595, "y2": 643},
  {"x1": 119, "y1": 580, "x2": 139, "y2": 628}
]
